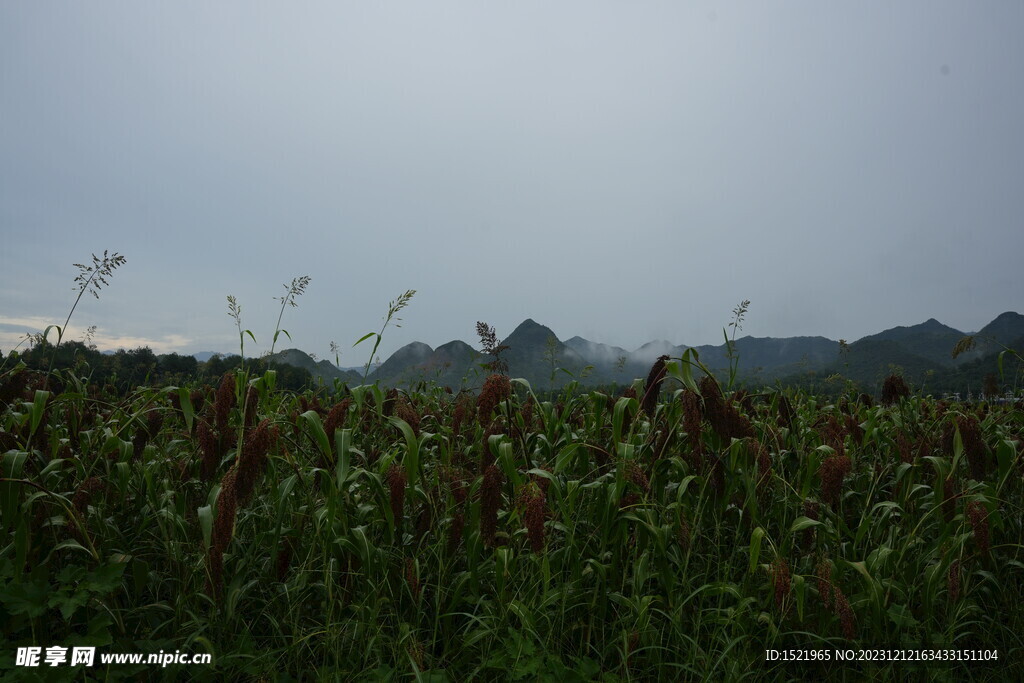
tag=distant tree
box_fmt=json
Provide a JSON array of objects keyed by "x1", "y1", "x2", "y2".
[{"x1": 159, "y1": 353, "x2": 199, "y2": 378}]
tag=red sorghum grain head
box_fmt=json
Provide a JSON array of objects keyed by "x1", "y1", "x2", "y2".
[
  {"x1": 415, "y1": 501, "x2": 433, "y2": 544},
  {"x1": 405, "y1": 557, "x2": 420, "y2": 600},
  {"x1": 0, "y1": 370, "x2": 29, "y2": 408},
  {"x1": 276, "y1": 537, "x2": 295, "y2": 582},
  {"x1": 451, "y1": 391, "x2": 474, "y2": 438},
  {"x1": 966, "y1": 500, "x2": 990, "y2": 555},
  {"x1": 700, "y1": 375, "x2": 753, "y2": 441},
  {"x1": 707, "y1": 453, "x2": 725, "y2": 497},
  {"x1": 942, "y1": 477, "x2": 957, "y2": 523},
  {"x1": 208, "y1": 467, "x2": 239, "y2": 597},
  {"x1": 198, "y1": 420, "x2": 220, "y2": 482},
  {"x1": 771, "y1": 557, "x2": 791, "y2": 611},
  {"x1": 819, "y1": 416, "x2": 846, "y2": 457},
  {"x1": 881, "y1": 373, "x2": 910, "y2": 406},
  {"x1": 191, "y1": 388, "x2": 207, "y2": 415},
  {"x1": 521, "y1": 396, "x2": 535, "y2": 432},
  {"x1": 214, "y1": 372, "x2": 236, "y2": 436},
  {"x1": 681, "y1": 389, "x2": 703, "y2": 439},
  {"x1": 72, "y1": 477, "x2": 105, "y2": 515},
  {"x1": 396, "y1": 397, "x2": 421, "y2": 437},
  {"x1": 480, "y1": 419, "x2": 504, "y2": 472},
  {"x1": 835, "y1": 588, "x2": 856, "y2": 640},
  {"x1": 957, "y1": 414, "x2": 987, "y2": 481},
  {"x1": 477, "y1": 374, "x2": 512, "y2": 424},
  {"x1": 820, "y1": 455, "x2": 851, "y2": 507},
  {"x1": 677, "y1": 515, "x2": 691, "y2": 553},
  {"x1": 235, "y1": 419, "x2": 274, "y2": 507},
  {"x1": 816, "y1": 559, "x2": 834, "y2": 611},
  {"x1": 323, "y1": 398, "x2": 352, "y2": 444},
  {"x1": 641, "y1": 355, "x2": 669, "y2": 417},
  {"x1": 778, "y1": 394, "x2": 795, "y2": 431},
  {"x1": 146, "y1": 409, "x2": 164, "y2": 438},
  {"x1": 754, "y1": 440, "x2": 772, "y2": 490},
  {"x1": 845, "y1": 414, "x2": 864, "y2": 445},
  {"x1": 802, "y1": 500, "x2": 819, "y2": 552},
  {"x1": 626, "y1": 463, "x2": 650, "y2": 493},
  {"x1": 386, "y1": 464, "x2": 407, "y2": 534},
  {"x1": 447, "y1": 511, "x2": 465, "y2": 555},
  {"x1": 947, "y1": 559, "x2": 961, "y2": 603},
  {"x1": 940, "y1": 420, "x2": 955, "y2": 458},
  {"x1": 896, "y1": 432, "x2": 913, "y2": 464},
  {"x1": 480, "y1": 464, "x2": 503, "y2": 547},
  {"x1": 383, "y1": 388, "x2": 398, "y2": 417},
  {"x1": 132, "y1": 427, "x2": 149, "y2": 461},
  {"x1": 243, "y1": 385, "x2": 259, "y2": 428},
  {"x1": 522, "y1": 486, "x2": 546, "y2": 553}
]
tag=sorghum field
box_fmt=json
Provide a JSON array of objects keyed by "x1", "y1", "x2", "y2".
[{"x1": 1, "y1": 356, "x2": 1022, "y2": 680}]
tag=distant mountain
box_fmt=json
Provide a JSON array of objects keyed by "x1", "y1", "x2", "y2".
[
  {"x1": 629, "y1": 340, "x2": 682, "y2": 365},
  {"x1": 497, "y1": 319, "x2": 590, "y2": 388},
  {"x1": 563, "y1": 336, "x2": 629, "y2": 366},
  {"x1": 681, "y1": 336, "x2": 838, "y2": 378},
  {"x1": 265, "y1": 348, "x2": 362, "y2": 385},
  {"x1": 192, "y1": 351, "x2": 221, "y2": 362},
  {"x1": 978, "y1": 311, "x2": 1024, "y2": 342},
  {"x1": 247, "y1": 313, "x2": 1022, "y2": 394},
  {"x1": 855, "y1": 318, "x2": 965, "y2": 367},
  {"x1": 954, "y1": 312, "x2": 1024, "y2": 363},
  {"x1": 939, "y1": 333, "x2": 1024, "y2": 394},
  {"x1": 368, "y1": 342, "x2": 434, "y2": 385}
]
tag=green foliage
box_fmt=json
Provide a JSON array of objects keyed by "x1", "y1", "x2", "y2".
[{"x1": 1, "y1": 329, "x2": 1022, "y2": 680}]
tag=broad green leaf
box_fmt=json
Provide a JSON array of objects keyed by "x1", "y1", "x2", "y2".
[
  {"x1": 789, "y1": 516, "x2": 823, "y2": 534},
  {"x1": 301, "y1": 410, "x2": 332, "y2": 461},
  {"x1": 353, "y1": 332, "x2": 376, "y2": 347},
  {"x1": 388, "y1": 416, "x2": 420, "y2": 488},
  {"x1": 177, "y1": 386, "x2": 194, "y2": 432},
  {"x1": 749, "y1": 526, "x2": 765, "y2": 574},
  {"x1": 198, "y1": 505, "x2": 213, "y2": 551}
]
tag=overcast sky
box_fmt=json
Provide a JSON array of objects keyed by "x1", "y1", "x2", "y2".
[{"x1": 2, "y1": 2, "x2": 1022, "y2": 363}]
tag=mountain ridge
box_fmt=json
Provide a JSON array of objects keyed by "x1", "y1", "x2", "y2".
[{"x1": 188, "y1": 312, "x2": 1024, "y2": 393}]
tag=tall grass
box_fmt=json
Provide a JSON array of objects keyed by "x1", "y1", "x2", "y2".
[
  {"x1": 1, "y1": 358, "x2": 1021, "y2": 679},
  {"x1": 0, "y1": 273, "x2": 1022, "y2": 679}
]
